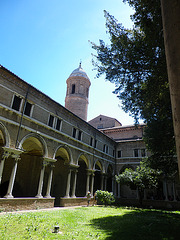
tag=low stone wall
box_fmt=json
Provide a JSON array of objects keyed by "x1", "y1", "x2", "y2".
[
  {"x1": 0, "y1": 198, "x2": 55, "y2": 212},
  {"x1": 116, "y1": 198, "x2": 180, "y2": 210},
  {"x1": 60, "y1": 197, "x2": 94, "y2": 207}
]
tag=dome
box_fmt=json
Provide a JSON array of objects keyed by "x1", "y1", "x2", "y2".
[{"x1": 69, "y1": 63, "x2": 90, "y2": 80}]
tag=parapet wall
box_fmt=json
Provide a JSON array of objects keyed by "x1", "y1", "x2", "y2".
[{"x1": 0, "y1": 198, "x2": 55, "y2": 212}]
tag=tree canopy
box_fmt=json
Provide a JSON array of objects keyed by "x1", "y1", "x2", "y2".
[
  {"x1": 116, "y1": 160, "x2": 161, "y2": 192},
  {"x1": 116, "y1": 160, "x2": 161, "y2": 205},
  {"x1": 91, "y1": 0, "x2": 177, "y2": 174}
]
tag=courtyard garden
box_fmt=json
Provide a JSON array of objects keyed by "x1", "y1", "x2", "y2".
[{"x1": 0, "y1": 206, "x2": 180, "y2": 239}]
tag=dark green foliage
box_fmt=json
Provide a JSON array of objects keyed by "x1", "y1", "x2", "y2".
[
  {"x1": 91, "y1": 0, "x2": 177, "y2": 174},
  {"x1": 116, "y1": 160, "x2": 161, "y2": 192},
  {"x1": 96, "y1": 190, "x2": 115, "y2": 205},
  {"x1": 116, "y1": 160, "x2": 162, "y2": 205}
]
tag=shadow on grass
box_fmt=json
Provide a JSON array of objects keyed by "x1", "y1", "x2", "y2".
[{"x1": 90, "y1": 208, "x2": 180, "y2": 240}]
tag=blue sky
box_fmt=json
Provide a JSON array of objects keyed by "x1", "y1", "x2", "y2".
[{"x1": 0, "y1": 0, "x2": 135, "y2": 125}]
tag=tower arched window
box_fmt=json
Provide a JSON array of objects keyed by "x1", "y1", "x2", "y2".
[
  {"x1": 86, "y1": 88, "x2": 89, "y2": 97},
  {"x1": 72, "y1": 84, "x2": 75, "y2": 94}
]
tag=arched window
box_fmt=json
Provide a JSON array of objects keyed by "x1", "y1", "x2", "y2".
[
  {"x1": 86, "y1": 88, "x2": 89, "y2": 97},
  {"x1": 71, "y1": 84, "x2": 75, "y2": 94}
]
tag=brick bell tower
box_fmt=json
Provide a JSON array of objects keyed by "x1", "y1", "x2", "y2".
[{"x1": 65, "y1": 63, "x2": 91, "y2": 121}]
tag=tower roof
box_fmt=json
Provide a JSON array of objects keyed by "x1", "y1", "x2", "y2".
[{"x1": 69, "y1": 63, "x2": 90, "y2": 80}]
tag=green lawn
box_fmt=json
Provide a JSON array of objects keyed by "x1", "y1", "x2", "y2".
[{"x1": 0, "y1": 206, "x2": 180, "y2": 239}]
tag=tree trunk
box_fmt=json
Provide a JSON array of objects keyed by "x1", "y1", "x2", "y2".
[{"x1": 160, "y1": 0, "x2": 180, "y2": 176}]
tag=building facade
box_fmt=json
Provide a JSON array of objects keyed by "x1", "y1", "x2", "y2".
[
  {"x1": 0, "y1": 64, "x2": 180, "y2": 209},
  {"x1": 0, "y1": 65, "x2": 116, "y2": 207}
]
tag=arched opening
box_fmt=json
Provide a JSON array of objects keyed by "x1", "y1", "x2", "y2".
[
  {"x1": 0, "y1": 122, "x2": 10, "y2": 148},
  {"x1": 76, "y1": 155, "x2": 88, "y2": 197},
  {"x1": 71, "y1": 84, "x2": 75, "y2": 94},
  {"x1": 107, "y1": 164, "x2": 113, "y2": 192},
  {"x1": 0, "y1": 129, "x2": 5, "y2": 147},
  {"x1": 0, "y1": 124, "x2": 12, "y2": 197},
  {"x1": 119, "y1": 165, "x2": 137, "y2": 199},
  {"x1": 52, "y1": 146, "x2": 70, "y2": 206},
  {"x1": 0, "y1": 155, "x2": 13, "y2": 197},
  {"x1": 94, "y1": 161, "x2": 102, "y2": 193},
  {"x1": 15, "y1": 136, "x2": 45, "y2": 197},
  {"x1": 0, "y1": 128, "x2": 6, "y2": 176}
]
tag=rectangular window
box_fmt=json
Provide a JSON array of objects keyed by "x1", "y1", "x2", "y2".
[
  {"x1": 117, "y1": 150, "x2": 122, "y2": 158},
  {"x1": 141, "y1": 149, "x2": 146, "y2": 157},
  {"x1": 94, "y1": 140, "x2": 97, "y2": 148},
  {"x1": 90, "y1": 137, "x2": 93, "y2": 146},
  {"x1": 134, "y1": 149, "x2": 139, "y2": 157},
  {"x1": 106, "y1": 146, "x2": 109, "y2": 154},
  {"x1": 72, "y1": 128, "x2": 77, "y2": 138},
  {"x1": 113, "y1": 150, "x2": 115, "y2": 157},
  {"x1": 56, "y1": 118, "x2": 61, "y2": 131},
  {"x1": 12, "y1": 95, "x2": 22, "y2": 111},
  {"x1": 24, "y1": 102, "x2": 32, "y2": 116},
  {"x1": 48, "y1": 115, "x2": 54, "y2": 127},
  {"x1": 78, "y1": 130, "x2": 82, "y2": 141},
  {"x1": 103, "y1": 144, "x2": 106, "y2": 152}
]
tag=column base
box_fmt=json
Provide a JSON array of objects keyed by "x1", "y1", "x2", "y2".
[
  {"x1": 4, "y1": 193, "x2": 14, "y2": 199},
  {"x1": 35, "y1": 194, "x2": 43, "y2": 198},
  {"x1": 44, "y1": 195, "x2": 51, "y2": 198},
  {"x1": 64, "y1": 195, "x2": 70, "y2": 198}
]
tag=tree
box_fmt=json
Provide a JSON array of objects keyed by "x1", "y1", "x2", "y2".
[
  {"x1": 91, "y1": 0, "x2": 177, "y2": 175},
  {"x1": 160, "y1": 0, "x2": 180, "y2": 175},
  {"x1": 116, "y1": 160, "x2": 161, "y2": 205}
]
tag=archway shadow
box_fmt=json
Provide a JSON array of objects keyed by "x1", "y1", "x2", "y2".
[{"x1": 90, "y1": 208, "x2": 180, "y2": 240}]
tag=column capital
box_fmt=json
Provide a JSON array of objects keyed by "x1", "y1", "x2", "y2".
[
  {"x1": 11, "y1": 148, "x2": 23, "y2": 161},
  {"x1": 1, "y1": 149, "x2": 11, "y2": 160},
  {"x1": 86, "y1": 169, "x2": 92, "y2": 176},
  {"x1": 43, "y1": 157, "x2": 57, "y2": 163},
  {"x1": 49, "y1": 163, "x2": 55, "y2": 168},
  {"x1": 101, "y1": 172, "x2": 106, "y2": 176},
  {"x1": 42, "y1": 160, "x2": 49, "y2": 167},
  {"x1": 69, "y1": 163, "x2": 79, "y2": 169},
  {"x1": 87, "y1": 169, "x2": 95, "y2": 174},
  {"x1": 2, "y1": 147, "x2": 23, "y2": 160}
]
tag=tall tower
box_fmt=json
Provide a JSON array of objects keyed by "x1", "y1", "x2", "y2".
[{"x1": 65, "y1": 63, "x2": 91, "y2": 121}]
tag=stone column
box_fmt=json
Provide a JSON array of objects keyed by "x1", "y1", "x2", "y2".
[
  {"x1": 4, "y1": 153, "x2": 21, "y2": 199},
  {"x1": 71, "y1": 170, "x2": 78, "y2": 198},
  {"x1": 65, "y1": 169, "x2": 72, "y2": 198},
  {"x1": 172, "y1": 181, "x2": 176, "y2": 201},
  {"x1": 104, "y1": 175, "x2": 107, "y2": 191},
  {"x1": 90, "y1": 173, "x2": 95, "y2": 196},
  {"x1": 86, "y1": 171, "x2": 91, "y2": 195},
  {"x1": 114, "y1": 179, "x2": 117, "y2": 197},
  {"x1": 163, "y1": 179, "x2": 168, "y2": 201},
  {"x1": 36, "y1": 160, "x2": 48, "y2": 198},
  {"x1": 45, "y1": 164, "x2": 54, "y2": 198},
  {"x1": 0, "y1": 149, "x2": 11, "y2": 184},
  {"x1": 118, "y1": 183, "x2": 121, "y2": 198},
  {"x1": 101, "y1": 174, "x2": 104, "y2": 190},
  {"x1": 112, "y1": 177, "x2": 115, "y2": 194}
]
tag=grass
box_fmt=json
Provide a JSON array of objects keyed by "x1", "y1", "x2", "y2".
[{"x1": 0, "y1": 206, "x2": 180, "y2": 239}]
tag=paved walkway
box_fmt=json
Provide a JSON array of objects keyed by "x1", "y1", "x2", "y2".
[{"x1": 0, "y1": 205, "x2": 87, "y2": 215}]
